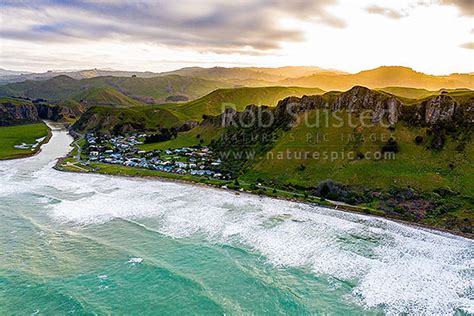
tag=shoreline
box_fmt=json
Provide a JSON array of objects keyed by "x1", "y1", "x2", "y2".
[{"x1": 54, "y1": 147, "x2": 473, "y2": 240}]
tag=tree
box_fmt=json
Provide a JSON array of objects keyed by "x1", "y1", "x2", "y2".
[
  {"x1": 382, "y1": 137, "x2": 400, "y2": 153},
  {"x1": 415, "y1": 135, "x2": 423, "y2": 145}
]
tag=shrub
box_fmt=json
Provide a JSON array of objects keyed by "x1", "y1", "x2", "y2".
[
  {"x1": 430, "y1": 133, "x2": 445, "y2": 150},
  {"x1": 382, "y1": 137, "x2": 400, "y2": 153},
  {"x1": 414, "y1": 135, "x2": 423, "y2": 145},
  {"x1": 318, "y1": 182, "x2": 331, "y2": 197},
  {"x1": 144, "y1": 128, "x2": 177, "y2": 143}
]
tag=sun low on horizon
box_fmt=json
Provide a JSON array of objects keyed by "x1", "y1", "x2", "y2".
[{"x1": 0, "y1": 0, "x2": 473, "y2": 75}]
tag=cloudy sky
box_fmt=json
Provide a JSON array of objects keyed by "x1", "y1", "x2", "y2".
[{"x1": 0, "y1": 0, "x2": 473, "y2": 74}]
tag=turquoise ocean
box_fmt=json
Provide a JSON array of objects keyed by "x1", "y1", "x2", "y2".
[{"x1": 0, "y1": 124, "x2": 472, "y2": 314}]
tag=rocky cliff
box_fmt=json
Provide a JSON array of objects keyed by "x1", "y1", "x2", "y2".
[
  {"x1": 402, "y1": 94, "x2": 474, "y2": 127},
  {"x1": 0, "y1": 98, "x2": 83, "y2": 126},
  {"x1": 0, "y1": 101, "x2": 39, "y2": 126},
  {"x1": 203, "y1": 86, "x2": 473, "y2": 129},
  {"x1": 35, "y1": 103, "x2": 82, "y2": 121}
]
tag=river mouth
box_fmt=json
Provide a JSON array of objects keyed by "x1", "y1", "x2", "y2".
[{"x1": 1, "y1": 126, "x2": 473, "y2": 315}]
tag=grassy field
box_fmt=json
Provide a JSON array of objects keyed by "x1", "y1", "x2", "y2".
[
  {"x1": 0, "y1": 97, "x2": 34, "y2": 106},
  {"x1": 0, "y1": 123, "x2": 50, "y2": 159},
  {"x1": 243, "y1": 111, "x2": 474, "y2": 196}
]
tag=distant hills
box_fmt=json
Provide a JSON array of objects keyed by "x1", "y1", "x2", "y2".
[
  {"x1": 159, "y1": 66, "x2": 346, "y2": 82},
  {"x1": 281, "y1": 66, "x2": 474, "y2": 90},
  {"x1": 0, "y1": 68, "x2": 31, "y2": 77},
  {"x1": 0, "y1": 66, "x2": 345, "y2": 84},
  {"x1": 1, "y1": 65, "x2": 472, "y2": 92},
  {"x1": 0, "y1": 74, "x2": 232, "y2": 103},
  {"x1": 0, "y1": 69, "x2": 163, "y2": 84}
]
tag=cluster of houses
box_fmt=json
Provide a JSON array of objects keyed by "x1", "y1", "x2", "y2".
[{"x1": 84, "y1": 133, "x2": 228, "y2": 179}]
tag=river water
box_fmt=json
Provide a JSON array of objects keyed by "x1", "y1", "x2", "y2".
[{"x1": 0, "y1": 124, "x2": 472, "y2": 315}]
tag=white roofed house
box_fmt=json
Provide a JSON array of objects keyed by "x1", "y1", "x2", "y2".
[{"x1": 176, "y1": 162, "x2": 188, "y2": 169}]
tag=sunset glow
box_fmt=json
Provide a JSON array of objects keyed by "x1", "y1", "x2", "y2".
[{"x1": 1, "y1": 0, "x2": 473, "y2": 74}]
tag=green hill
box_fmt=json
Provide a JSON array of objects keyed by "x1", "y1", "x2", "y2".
[
  {"x1": 58, "y1": 99, "x2": 85, "y2": 113},
  {"x1": 72, "y1": 105, "x2": 181, "y2": 134},
  {"x1": 72, "y1": 87, "x2": 144, "y2": 107},
  {"x1": 379, "y1": 87, "x2": 434, "y2": 99},
  {"x1": 194, "y1": 87, "x2": 474, "y2": 233},
  {"x1": 164, "y1": 86, "x2": 325, "y2": 121}
]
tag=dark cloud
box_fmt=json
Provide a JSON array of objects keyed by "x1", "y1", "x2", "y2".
[
  {"x1": 365, "y1": 5, "x2": 405, "y2": 19},
  {"x1": 460, "y1": 42, "x2": 474, "y2": 49},
  {"x1": 439, "y1": 0, "x2": 474, "y2": 16},
  {"x1": 0, "y1": 0, "x2": 344, "y2": 53}
]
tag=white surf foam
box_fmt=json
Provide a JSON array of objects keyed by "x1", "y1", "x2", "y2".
[
  {"x1": 128, "y1": 257, "x2": 143, "y2": 264},
  {"x1": 44, "y1": 176, "x2": 473, "y2": 314}
]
